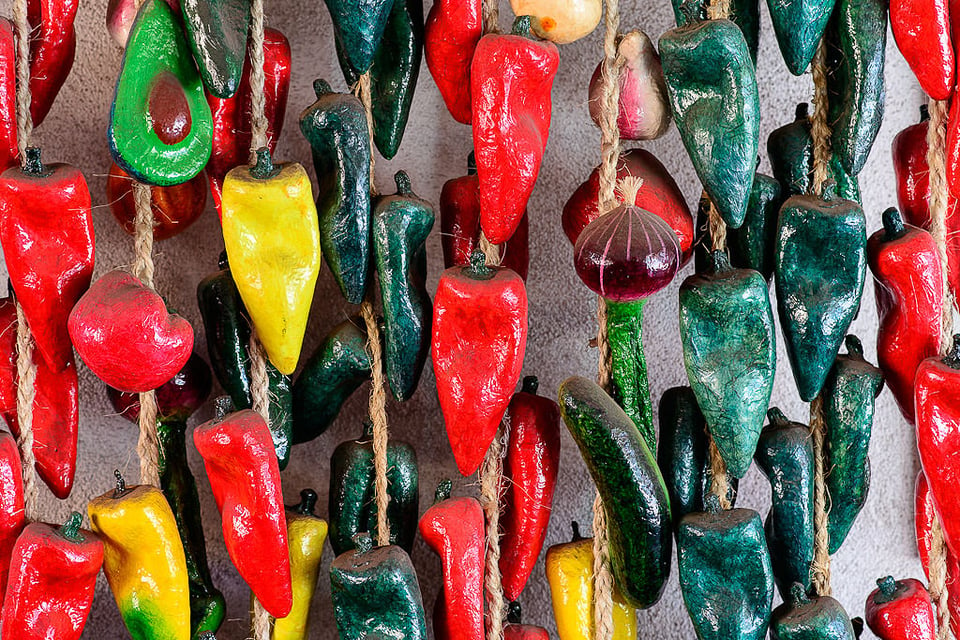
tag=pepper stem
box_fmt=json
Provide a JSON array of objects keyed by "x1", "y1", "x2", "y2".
[
  {"x1": 766, "y1": 407, "x2": 789, "y2": 427},
  {"x1": 465, "y1": 250, "x2": 495, "y2": 280},
  {"x1": 467, "y1": 151, "x2": 477, "y2": 176},
  {"x1": 353, "y1": 532, "x2": 373, "y2": 554},
  {"x1": 570, "y1": 521, "x2": 583, "y2": 542},
  {"x1": 521, "y1": 375, "x2": 539, "y2": 395},
  {"x1": 820, "y1": 180, "x2": 838, "y2": 202},
  {"x1": 795, "y1": 103, "x2": 810, "y2": 121},
  {"x1": 114, "y1": 469, "x2": 127, "y2": 497},
  {"x1": 507, "y1": 601, "x2": 522, "y2": 624},
  {"x1": 296, "y1": 489, "x2": 318, "y2": 515},
  {"x1": 511, "y1": 15, "x2": 533, "y2": 37},
  {"x1": 710, "y1": 250, "x2": 731, "y2": 274},
  {"x1": 58, "y1": 511, "x2": 84, "y2": 542},
  {"x1": 199, "y1": 634, "x2": 217, "y2": 640},
  {"x1": 844, "y1": 334, "x2": 864, "y2": 358},
  {"x1": 877, "y1": 576, "x2": 897, "y2": 597},
  {"x1": 943, "y1": 337, "x2": 960, "y2": 369},
  {"x1": 213, "y1": 396, "x2": 234, "y2": 421},
  {"x1": 703, "y1": 492, "x2": 722, "y2": 515},
  {"x1": 250, "y1": 147, "x2": 280, "y2": 180},
  {"x1": 434, "y1": 479, "x2": 452, "y2": 504},
  {"x1": 394, "y1": 171, "x2": 412, "y2": 196},
  {"x1": 314, "y1": 78, "x2": 332, "y2": 99},
  {"x1": 361, "y1": 419, "x2": 375, "y2": 439},
  {"x1": 920, "y1": 104, "x2": 930, "y2": 123},
  {"x1": 22, "y1": 147, "x2": 46, "y2": 176},
  {"x1": 882, "y1": 208, "x2": 906, "y2": 241},
  {"x1": 789, "y1": 582, "x2": 811, "y2": 607}
]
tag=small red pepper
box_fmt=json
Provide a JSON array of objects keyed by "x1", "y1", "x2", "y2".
[
  {"x1": 194, "y1": 406, "x2": 293, "y2": 617},
  {"x1": 432, "y1": 251, "x2": 528, "y2": 476},
  {"x1": 106, "y1": 162, "x2": 207, "y2": 241},
  {"x1": 915, "y1": 471, "x2": 960, "y2": 636},
  {"x1": 440, "y1": 153, "x2": 529, "y2": 280},
  {"x1": 890, "y1": 0, "x2": 954, "y2": 100},
  {"x1": 504, "y1": 602, "x2": 549, "y2": 640},
  {"x1": 867, "y1": 207, "x2": 942, "y2": 423},
  {"x1": 499, "y1": 375, "x2": 560, "y2": 602},
  {"x1": 424, "y1": 0, "x2": 482, "y2": 124},
  {"x1": 0, "y1": 295, "x2": 17, "y2": 417},
  {"x1": 471, "y1": 15, "x2": 559, "y2": 245},
  {"x1": 0, "y1": 147, "x2": 94, "y2": 373},
  {"x1": 0, "y1": 19, "x2": 16, "y2": 171},
  {"x1": 0, "y1": 431, "x2": 24, "y2": 600},
  {"x1": 865, "y1": 576, "x2": 936, "y2": 640},
  {"x1": 0, "y1": 511, "x2": 103, "y2": 640},
  {"x1": 419, "y1": 480, "x2": 485, "y2": 640},
  {"x1": 27, "y1": 0, "x2": 78, "y2": 126},
  {"x1": 207, "y1": 27, "x2": 291, "y2": 216}
]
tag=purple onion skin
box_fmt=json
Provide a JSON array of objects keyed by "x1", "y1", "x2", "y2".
[
  {"x1": 107, "y1": 352, "x2": 213, "y2": 423},
  {"x1": 574, "y1": 202, "x2": 681, "y2": 301}
]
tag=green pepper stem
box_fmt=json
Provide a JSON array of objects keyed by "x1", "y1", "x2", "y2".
[
  {"x1": 789, "y1": 582, "x2": 811, "y2": 607},
  {"x1": 434, "y1": 479, "x2": 452, "y2": 504},
  {"x1": 766, "y1": 407, "x2": 789, "y2": 427},
  {"x1": 250, "y1": 147, "x2": 280, "y2": 180},
  {"x1": 570, "y1": 521, "x2": 584, "y2": 542},
  {"x1": 507, "y1": 601, "x2": 522, "y2": 624},
  {"x1": 844, "y1": 334, "x2": 864, "y2": 358},
  {"x1": 465, "y1": 250, "x2": 495, "y2": 280},
  {"x1": 213, "y1": 396, "x2": 234, "y2": 422},
  {"x1": 353, "y1": 532, "x2": 373, "y2": 554},
  {"x1": 296, "y1": 489, "x2": 318, "y2": 515},
  {"x1": 394, "y1": 171, "x2": 412, "y2": 196},
  {"x1": 703, "y1": 492, "x2": 722, "y2": 515},
  {"x1": 313, "y1": 79, "x2": 332, "y2": 99},
  {"x1": 58, "y1": 511, "x2": 84, "y2": 542},
  {"x1": 361, "y1": 419, "x2": 375, "y2": 439},
  {"x1": 820, "y1": 180, "x2": 838, "y2": 202},
  {"x1": 710, "y1": 250, "x2": 731, "y2": 274},
  {"x1": 22, "y1": 147, "x2": 47, "y2": 176},
  {"x1": 943, "y1": 337, "x2": 960, "y2": 370},
  {"x1": 198, "y1": 634, "x2": 217, "y2": 640},
  {"x1": 113, "y1": 469, "x2": 128, "y2": 498},
  {"x1": 882, "y1": 208, "x2": 906, "y2": 241},
  {"x1": 511, "y1": 15, "x2": 533, "y2": 37},
  {"x1": 521, "y1": 376, "x2": 539, "y2": 395},
  {"x1": 795, "y1": 103, "x2": 810, "y2": 121},
  {"x1": 467, "y1": 151, "x2": 477, "y2": 176},
  {"x1": 876, "y1": 576, "x2": 897, "y2": 598}
]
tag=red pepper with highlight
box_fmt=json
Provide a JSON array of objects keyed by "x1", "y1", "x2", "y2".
[
  {"x1": 915, "y1": 471, "x2": 960, "y2": 636},
  {"x1": 499, "y1": 375, "x2": 560, "y2": 602},
  {"x1": 0, "y1": 20, "x2": 17, "y2": 171},
  {"x1": 890, "y1": 0, "x2": 954, "y2": 100},
  {"x1": 432, "y1": 251, "x2": 528, "y2": 476},
  {"x1": 194, "y1": 406, "x2": 293, "y2": 617},
  {"x1": 471, "y1": 15, "x2": 559, "y2": 245},
  {"x1": 27, "y1": 0, "x2": 78, "y2": 126},
  {"x1": 424, "y1": 0, "x2": 482, "y2": 124},
  {"x1": 419, "y1": 480, "x2": 485, "y2": 640},
  {"x1": 0, "y1": 431, "x2": 24, "y2": 599},
  {"x1": 865, "y1": 576, "x2": 936, "y2": 640}
]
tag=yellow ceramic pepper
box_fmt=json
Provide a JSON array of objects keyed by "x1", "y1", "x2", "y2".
[
  {"x1": 272, "y1": 489, "x2": 328, "y2": 640},
  {"x1": 221, "y1": 148, "x2": 321, "y2": 375},
  {"x1": 88, "y1": 471, "x2": 190, "y2": 640},
  {"x1": 545, "y1": 522, "x2": 637, "y2": 640},
  {"x1": 509, "y1": 0, "x2": 601, "y2": 43}
]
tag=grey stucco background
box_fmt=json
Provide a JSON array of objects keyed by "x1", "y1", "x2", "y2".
[{"x1": 0, "y1": 0, "x2": 937, "y2": 637}]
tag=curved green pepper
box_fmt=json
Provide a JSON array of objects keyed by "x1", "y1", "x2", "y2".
[
  {"x1": 670, "y1": 0, "x2": 760, "y2": 63},
  {"x1": 372, "y1": 171, "x2": 434, "y2": 402},
  {"x1": 328, "y1": 421, "x2": 419, "y2": 555},
  {"x1": 822, "y1": 334, "x2": 883, "y2": 554},
  {"x1": 558, "y1": 375, "x2": 671, "y2": 609},
  {"x1": 678, "y1": 502, "x2": 774, "y2": 640},
  {"x1": 291, "y1": 317, "x2": 371, "y2": 444},
  {"x1": 775, "y1": 181, "x2": 867, "y2": 401},
  {"x1": 196, "y1": 254, "x2": 293, "y2": 468},
  {"x1": 825, "y1": 0, "x2": 886, "y2": 176},
  {"x1": 299, "y1": 79, "x2": 372, "y2": 304},
  {"x1": 754, "y1": 408, "x2": 814, "y2": 599},
  {"x1": 679, "y1": 251, "x2": 776, "y2": 478},
  {"x1": 606, "y1": 300, "x2": 654, "y2": 451},
  {"x1": 660, "y1": 19, "x2": 759, "y2": 228},
  {"x1": 336, "y1": 0, "x2": 423, "y2": 159},
  {"x1": 767, "y1": 103, "x2": 860, "y2": 204},
  {"x1": 766, "y1": 0, "x2": 836, "y2": 75},
  {"x1": 771, "y1": 583, "x2": 857, "y2": 640},
  {"x1": 330, "y1": 533, "x2": 427, "y2": 640}
]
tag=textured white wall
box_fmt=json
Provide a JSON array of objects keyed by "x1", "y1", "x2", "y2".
[{"x1": 0, "y1": 0, "x2": 931, "y2": 637}]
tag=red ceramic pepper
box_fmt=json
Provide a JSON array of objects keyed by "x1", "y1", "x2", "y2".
[
  {"x1": 68, "y1": 270, "x2": 194, "y2": 394},
  {"x1": 440, "y1": 153, "x2": 529, "y2": 280},
  {"x1": 562, "y1": 148, "x2": 694, "y2": 264},
  {"x1": 27, "y1": 0, "x2": 78, "y2": 126},
  {"x1": 419, "y1": 481, "x2": 485, "y2": 640},
  {"x1": 503, "y1": 602, "x2": 549, "y2": 640},
  {"x1": 865, "y1": 576, "x2": 936, "y2": 640},
  {"x1": 915, "y1": 471, "x2": 960, "y2": 636},
  {"x1": 1, "y1": 511, "x2": 103, "y2": 640},
  {"x1": 432, "y1": 251, "x2": 528, "y2": 476},
  {"x1": 868, "y1": 207, "x2": 942, "y2": 423},
  {"x1": 499, "y1": 375, "x2": 560, "y2": 602},
  {"x1": 0, "y1": 295, "x2": 17, "y2": 418},
  {"x1": 0, "y1": 431, "x2": 24, "y2": 600},
  {"x1": 106, "y1": 162, "x2": 207, "y2": 241},
  {"x1": 424, "y1": 0, "x2": 482, "y2": 124},
  {"x1": 207, "y1": 27, "x2": 291, "y2": 216},
  {"x1": 472, "y1": 16, "x2": 559, "y2": 245},
  {"x1": 890, "y1": 0, "x2": 954, "y2": 100},
  {"x1": 0, "y1": 20, "x2": 16, "y2": 171},
  {"x1": 0, "y1": 147, "x2": 94, "y2": 372},
  {"x1": 194, "y1": 407, "x2": 292, "y2": 617}
]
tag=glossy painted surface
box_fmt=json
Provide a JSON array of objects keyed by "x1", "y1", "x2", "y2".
[
  {"x1": 718, "y1": 173, "x2": 782, "y2": 282},
  {"x1": 424, "y1": 0, "x2": 481, "y2": 124},
  {"x1": 605, "y1": 300, "x2": 655, "y2": 450},
  {"x1": 193, "y1": 409, "x2": 292, "y2": 617},
  {"x1": 299, "y1": 80, "x2": 371, "y2": 304},
  {"x1": 107, "y1": 163, "x2": 206, "y2": 241},
  {"x1": 558, "y1": 376, "x2": 671, "y2": 609},
  {"x1": 0, "y1": 152, "x2": 94, "y2": 372},
  {"x1": 273, "y1": 491, "x2": 327, "y2": 640},
  {"x1": 108, "y1": 0, "x2": 213, "y2": 186},
  {"x1": 679, "y1": 252, "x2": 776, "y2": 478},
  {"x1": 671, "y1": 0, "x2": 760, "y2": 62},
  {"x1": 775, "y1": 184, "x2": 867, "y2": 401},
  {"x1": 658, "y1": 387, "x2": 716, "y2": 524},
  {"x1": 27, "y1": 0, "x2": 78, "y2": 126},
  {"x1": 472, "y1": 17, "x2": 559, "y2": 245},
  {"x1": 0, "y1": 20, "x2": 15, "y2": 171},
  {"x1": 890, "y1": 0, "x2": 954, "y2": 100},
  {"x1": 914, "y1": 472, "x2": 960, "y2": 636},
  {"x1": 660, "y1": 19, "x2": 759, "y2": 228},
  {"x1": 868, "y1": 208, "x2": 942, "y2": 422},
  {"x1": 0, "y1": 432, "x2": 24, "y2": 600},
  {"x1": 770, "y1": 584, "x2": 857, "y2": 639},
  {"x1": 588, "y1": 30, "x2": 670, "y2": 140},
  {"x1": 865, "y1": 577, "x2": 936, "y2": 640},
  {"x1": 432, "y1": 255, "x2": 527, "y2": 476},
  {"x1": 69, "y1": 270, "x2": 194, "y2": 393},
  {"x1": 221, "y1": 155, "x2": 320, "y2": 376},
  {"x1": 766, "y1": 0, "x2": 836, "y2": 74},
  {"x1": 510, "y1": 0, "x2": 600, "y2": 43},
  {"x1": 181, "y1": 0, "x2": 251, "y2": 98},
  {"x1": 88, "y1": 482, "x2": 191, "y2": 640},
  {"x1": 322, "y1": 0, "x2": 394, "y2": 76}
]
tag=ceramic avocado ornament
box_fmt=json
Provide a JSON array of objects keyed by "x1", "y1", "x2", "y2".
[
  {"x1": 770, "y1": 583, "x2": 857, "y2": 640},
  {"x1": 679, "y1": 251, "x2": 776, "y2": 478},
  {"x1": 181, "y1": 0, "x2": 252, "y2": 98},
  {"x1": 670, "y1": 0, "x2": 760, "y2": 63},
  {"x1": 766, "y1": 0, "x2": 837, "y2": 75},
  {"x1": 323, "y1": 0, "x2": 396, "y2": 77},
  {"x1": 775, "y1": 181, "x2": 867, "y2": 401},
  {"x1": 660, "y1": 19, "x2": 759, "y2": 229},
  {"x1": 108, "y1": 0, "x2": 213, "y2": 186}
]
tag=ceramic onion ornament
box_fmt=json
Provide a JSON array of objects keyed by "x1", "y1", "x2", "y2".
[{"x1": 509, "y1": 0, "x2": 601, "y2": 44}]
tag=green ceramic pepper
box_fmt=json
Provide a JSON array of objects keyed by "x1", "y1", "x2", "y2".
[
  {"x1": 299, "y1": 79, "x2": 372, "y2": 304},
  {"x1": 606, "y1": 300, "x2": 655, "y2": 452},
  {"x1": 336, "y1": 0, "x2": 423, "y2": 159},
  {"x1": 770, "y1": 583, "x2": 857, "y2": 640},
  {"x1": 657, "y1": 386, "x2": 739, "y2": 527},
  {"x1": 328, "y1": 421, "x2": 419, "y2": 555},
  {"x1": 330, "y1": 533, "x2": 428, "y2": 640},
  {"x1": 660, "y1": 19, "x2": 759, "y2": 229},
  {"x1": 323, "y1": 0, "x2": 396, "y2": 77},
  {"x1": 754, "y1": 408, "x2": 814, "y2": 599},
  {"x1": 558, "y1": 375, "x2": 672, "y2": 609},
  {"x1": 372, "y1": 171, "x2": 433, "y2": 402},
  {"x1": 678, "y1": 502, "x2": 774, "y2": 640},
  {"x1": 181, "y1": 0, "x2": 251, "y2": 98},
  {"x1": 679, "y1": 251, "x2": 776, "y2": 478},
  {"x1": 822, "y1": 334, "x2": 883, "y2": 554},
  {"x1": 766, "y1": 0, "x2": 837, "y2": 75},
  {"x1": 767, "y1": 103, "x2": 861, "y2": 203},
  {"x1": 825, "y1": 0, "x2": 886, "y2": 176},
  {"x1": 291, "y1": 317, "x2": 371, "y2": 444},
  {"x1": 670, "y1": 0, "x2": 760, "y2": 63},
  {"x1": 775, "y1": 181, "x2": 867, "y2": 401},
  {"x1": 196, "y1": 254, "x2": 293, "y2": 468}
]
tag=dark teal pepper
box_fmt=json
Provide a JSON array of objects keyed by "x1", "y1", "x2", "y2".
[
  {"x1": 822, "y1": 334, "x2": 883, "y2": 554},
  {"x1": 770, "y1": 583, "x2": 857, "y2": 640},
  {"x1": 372, "y1": 171, "x2": 433, "y2": 402},
  {"x1": 180, "y1": 0, "x2": 251, "y2": 98},
  {"x1": 606, "y1": 300, "x2": 654, "y2": 452},
  {"x1": 299, "y1": 79, "x2": 372, "y2": 304},
  {"x1": 766, "y1": 0, "x2": 837, "y2": 75},
  {"x1": 322, "y1": 0, "x2": 396, "y2": 77},
  {"x1": 670, "y1": 0, "x2": 760, "y2": 63}
]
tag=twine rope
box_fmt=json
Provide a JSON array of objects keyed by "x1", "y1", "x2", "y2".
[
  {"x1": 358, "y1": 299, "x2": 390, "y2": 547},
  {"x1": 592, "y1": 494, "x2": 615, "y2": 640},
  {"x1": 481, "y1": 423, "x2": 507, "y2": 640},
  {"x1": 707, "y1": 438, "x2": 731, "y2": 510},
  {"x1": 14, "y1": 304, "x2": 38, "y2": 520},
  {"x1": 809, "y1": 395, "x2": 832, "y2": 596},
  {"x1": 810, "y1": 41, "x2": 832, "y2": 195},
  {"x1": 482, "y1": 0, "x2": 499, "y2": 34},
  {"x1": 930, "y1": 513, "x2": 952, "y2": 640},
  {"x1": 251, "y1": 597, "x2": 272, "y2": 640},
  {"x1": 13, "y1": 0, "x2": 32, "y2": 157}
]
